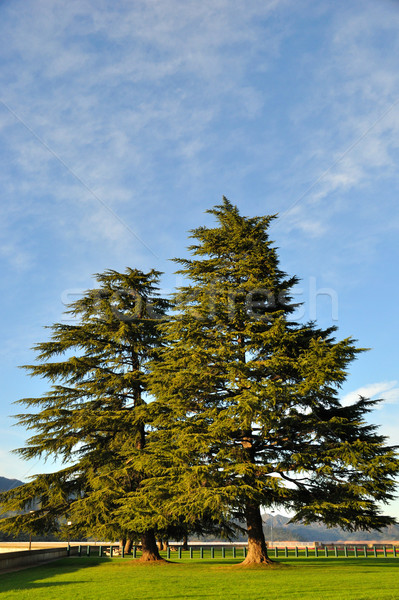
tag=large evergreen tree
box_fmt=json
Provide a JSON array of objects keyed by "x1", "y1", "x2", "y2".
[
  {"x1": 144, "y1": 199, "x2": 399, "y2": 564},
  {"x1": 0, "y1": 268, "x2": 169, "y2": 561}
]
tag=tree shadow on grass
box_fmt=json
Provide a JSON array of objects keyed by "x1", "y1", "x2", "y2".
[{"x1": 0, "y1": 556, "x2": 112, "y2": 593}]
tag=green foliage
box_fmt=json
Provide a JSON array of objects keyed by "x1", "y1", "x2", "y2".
[
  {"x1": 1, "y1": 200, "x2": 398, "y2": 555},
  {"x1": 135, "y1": 199, "x2": 399, "y2": 545},
  {"x1": 0, "y1": 268, "x2": 169, "y2": 541}
]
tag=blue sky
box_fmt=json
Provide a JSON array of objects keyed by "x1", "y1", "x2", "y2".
[{"x1": 1, "y1": 0, "x2": 399, "y2": 519}]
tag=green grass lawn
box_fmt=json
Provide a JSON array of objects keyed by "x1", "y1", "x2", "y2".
[{"x1": 0, "y1": 556, "x2": 398, "y2": 600}]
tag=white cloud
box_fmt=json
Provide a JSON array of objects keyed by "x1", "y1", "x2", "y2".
[
  {"x1": 276, "y1": 1, "x2": 399, "y2": 247},
  {"x1": 0, "y1": 0, "x2": 298, "y2": 276},
  {"x1": 0, "y1": 242, "x2": 33, "y2": 271},
  {"x1": 381, "y1": 387, "x2": 399, "y2": 405},
  {"x1": 341, "y1": 381, "x2": 399, "y2": 407}
]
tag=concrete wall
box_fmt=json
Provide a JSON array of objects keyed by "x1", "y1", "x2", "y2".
[{"x1": 0, "y1": 546, "x2": 72, "y2": 571}]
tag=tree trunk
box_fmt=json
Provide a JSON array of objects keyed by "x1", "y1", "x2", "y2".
[
  {"x1": 181, "y1": 533, "x2": 188, "y2": 551},
  {"x1": 158, "y1": 539, "x2": 168, "y2": 551},
  {"x1": 242, "y1": 502, "x2": 273, "y2": 565},
  {"x1": 139, "y1": 530, "x2": 164, "y2": 561},
  {"x1": 124, "y1": 538, "x2": 133, "y2": 554}
]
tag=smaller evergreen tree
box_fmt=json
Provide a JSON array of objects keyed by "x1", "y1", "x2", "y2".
[{"x1": 0, "y1": 268, "x2": 169, "y2": 561}]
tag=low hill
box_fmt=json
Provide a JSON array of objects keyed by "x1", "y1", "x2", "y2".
[
  {"x1": 261, "y1": 513, "x2": 399, "y2": 542},
  {"x1": 0, "y1": 477, "x2": 24, "y2": 493},
  {"x1": 0, "y1": 476, "x2": 61, "y2": 542}
]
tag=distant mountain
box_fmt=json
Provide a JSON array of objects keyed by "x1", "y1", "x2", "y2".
[
  {"x1": 261, "y1": 513, "x2": 399, "y2": 542},
  {"x1": 0, "y1": 476, "x2": 60, "y2": 542},
  {"x1": 0, "y1": 476, "x2": 24, "y2": 493}
]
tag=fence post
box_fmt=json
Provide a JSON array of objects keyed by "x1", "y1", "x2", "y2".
[
  {"x1": 87, "y1": 545, "x2": 91, "y2": 556},
  {"x1": 244, "y1": 547, "x2": 247, "y2": 558},
  {"x1": 167, "y1": 547, "x2": 171, "y2": 560},
  {"x1": 200, "y1": 547, "x2": 204, "y2": 559},
  {"x1": 344, "y1": 546, "x2": 348, "y2": 558},
  {"x1": 363, "y1": 546, "x2": 367, "y2": 558},
  {"x1": 324, "y1": 547, "x2": 328, "y2": 558},
  {"x1": 383, "y1": 545, "x2": 387, "y2": 558},
  {"x1": 222, "y1": 547, "x2": 225, "y2": 558},
  {"x1": 373, "y1": 546, "x2": 377, "y2": 558},
  {"x1": 67, "y1": 543, "x2": 70, "y2": 557},
  {"x1": 334, "y1": 546, "x2": 338, "y2": 558},
  {"x1": 315, "y1": 546, "x2": 318, "y2": 558},
  {"x1": 122, "y1": 545, "x2": 125, "y2": 558},
  {"x1": 305, "y1": 547, "x2": 309, "y2": 558},
  {"x1": 190, "y1": 547, "x2": 193, "y2": 559},
  {"x1": 394, "y1": 546, "x2": 397, "y2": 558},
  {"x1": 232, "y1": 546, "x2": 236, "y2": 558},
  {"x1": 275, "y1": 547, "x2": 278, "y2": 558},
  {"x1": 284, "y1": 547, "x2": 288, "y2": 558},
  {"x1": 99, "y1": 546, "x2": 102, "y2": 557},
  {"x1": 178, "y1": 547, "x2": 182, "y2": 559},
  {"x1": 295, "y1": 547, "x2": 298, "y2": 557},
  {"x1": 133, "y1": 546, "x2": 137, "y2": 559}
]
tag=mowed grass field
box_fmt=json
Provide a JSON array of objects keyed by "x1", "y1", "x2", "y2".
[{"x1": 0, "y1": 556, "x2": 398, "y2": 600}]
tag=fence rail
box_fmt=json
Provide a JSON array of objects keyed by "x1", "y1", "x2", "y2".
[{"x1": 63, "y1": 544, "x2": 399, "y2": 560}]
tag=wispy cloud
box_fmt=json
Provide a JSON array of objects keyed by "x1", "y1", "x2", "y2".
[
  {"x1": 341, "y1": 381, "x2": 399, "y2": 407},
  {"x1": 0, "y1": 0, "x2": 293, "y2": 273},
  {"x1": 276, "y1": 2, "x2": 399, "y2": 242},
  {"x1": 1, "y1": 0, "x2": 399, "y2": 511}
]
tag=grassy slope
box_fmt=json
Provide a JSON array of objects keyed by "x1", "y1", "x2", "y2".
[{"x1": 0, "y1": 557, "x2": 398, "y2": 600}]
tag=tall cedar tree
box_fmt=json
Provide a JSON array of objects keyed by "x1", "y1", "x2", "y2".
[
  {"x1": 0, "y1": 268, "x2": 169, "y2": 561},
  {"x1": 144, "y1": 199, "x2": 399, "y2": 564}
]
